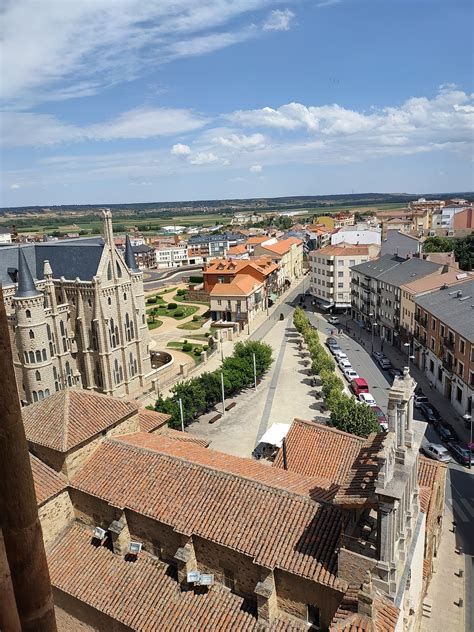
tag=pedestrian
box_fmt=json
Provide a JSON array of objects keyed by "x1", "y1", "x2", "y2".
[{"x1": 429, "y1": 381, "x2": 433, "y2": 390}]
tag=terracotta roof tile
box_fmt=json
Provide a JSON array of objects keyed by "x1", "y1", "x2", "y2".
[
  {"x1": 310, "y1": 244, "x2": 371, "y2": 257},
  {"x1": 30, "y1": 454, "x2": 66, "y2": 505},
  {"x1": 71, "y1": 436, "x2": 346, "y2": 588},
  {"x1": 126, "y1": 428, "x2": 210, "y2": 448},
  {"x1": 210, "y1": 274, "x2": 263, "y2": 296},
  {"x1": 333, "y1": 434, "x2": 387, "y2": 508},
  {"x1": 138, "y1": 408, "x2": 170, "y2": 433},
  {"x1": 260, "y1": 238, "x2": 301, "y2": 255},
  {"x1": 330, "y1": 585, "x2": 399, "y2": 631},
  {"x1": 22, "y1": 388, "x2": 138, "y2": 452},
  {"x1": 49, "y1": 523, "x2": 264, "y2": 631},
  {"x1": 273, "y1": 420, "x2": 365, "y2": 486}
]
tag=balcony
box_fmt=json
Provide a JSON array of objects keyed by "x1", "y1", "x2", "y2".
[
  {"x1": 361, "y1": 283, "x2": 371, "y2": 292},
  {"x1": 414, "y1": 313, "x2": 427, "y2": 327},
  {"x1": 352, "y1": 277, "x2": 359, "y2": 285},
  {"x1": 442, "y1": 356, "x2": 454, "y2": 372},
  {"x1": 414, "y1": 332, "x2": 427, "y2": 345},
  {"x1": 444, "y1": 336, "x2": 455, "y2": 350}
]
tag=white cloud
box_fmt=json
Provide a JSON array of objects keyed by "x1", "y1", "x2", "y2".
[
  {"x1": 316, "y1": 0, "x2": 342, "y2": 8},
  {"x1": 229, "y1": 103, "x2": 320, "y2": 131},
  {"x1": 214, "y1": 132, "x2": 266, "y2": 150},
  {"x1": 1, "y1": 0, "x2": 287, "y2": 105},
  {"x1": 249, "y1": 164, "x2": 263, "y2": 172},
  {"x1": 189, "y1": 151, "x2": 220, "y2": 165},
  {"x1": 263, "y1": 9, "x2": 295, "y2": 31},
  {"x1": 10, "y1": 183, "x2": 20, "y2": 189},
  {"x1": 1, "y1": 107, "x2": 208, "y2": 147},
  {"x1": 171, "y1": 143, "x2": 192, "y2": 156}
]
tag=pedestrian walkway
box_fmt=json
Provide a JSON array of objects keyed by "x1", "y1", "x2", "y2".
[{"x1": 420, "y1": 502, "x2": 465, "y2": 632}]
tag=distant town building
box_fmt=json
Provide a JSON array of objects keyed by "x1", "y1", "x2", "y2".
[
  {"x1": 330, "y1": 223, "x2": 381, "y2": 246},
  {"x1": 188, "y1": 232, "x2": 245, "y2": 263},
  {"x1": 408, "y1": 198, "x2": 446, "y2": 212},
  {"x1": 131, "y1": 243, "x2": 156, "y2": 269},
  {"x1": 310, "y1": 243, "x2": 379, "y2": 311},
  {"x1": 154, "y1": 241, "x2": 189, "y2": 268},
  {"x1": 0, "y1": 226, "x2": 13, "y2": 244},
  {"x1": 317, "y1": 212, "x2": 355, "y2": 230},
  {"x1": 252, "y1": 237, "x2": 303, "y2": 289},
  {"x1": 0, "y1": 211, "x2": 154, "y2": 405},
  {"x1": 381, "y1": 230, "x2": 423, "y2": 259}
]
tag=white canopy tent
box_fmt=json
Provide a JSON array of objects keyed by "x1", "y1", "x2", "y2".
[{"x1": 258, "y1": 423, "x2": 291, "y2": 448}]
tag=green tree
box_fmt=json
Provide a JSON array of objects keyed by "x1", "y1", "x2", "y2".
[
  {"x1": 149, "y1": 307, "x2": 159, "y2": 323},
  {"x1": 329, "y1": 395, "x2": 380, "y2": 437},
  {"x1": 233, "y1": 340, "x2": 273, "y2": 375},
  {"x1": 199, "y1": 371, "x2": 222, "y2": 410}
]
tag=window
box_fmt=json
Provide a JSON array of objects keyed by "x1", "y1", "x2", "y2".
[
  {"x1": 32, "y1": 391, "x2": 38, "y2": 402},
  {"x1": 456, "y1": 386, "x2": 462, "y2": 403},
  {"x1": 35, "y1": 370, "x2": 41, "y2": 381},
  {"x1": 431, "y1": 317, "x2": 436, "y2": 330},
  {"x1": 26, "y1": 309, "x2": 31, "y2": 318},
  {"x1": 123, "y1": 293, "x2": 127, "y2": 301},
  {"x1": 338, "y1": 282, "x2": 344, "y2": 288},
  {"x1": 430, "y1": 337, "x2": 435, "y2": 351},
  {"x1": 217, "y1": 299, "x2": 222, "y2": 306},
  {"x1": 29, "y1": 351, "x2": 34, "y2": 363},
  {"x1": 307, "y1": 605, "x2": 320, "y2": 629},
  {"x1": 458, "y1": 361, "x2": 464, "y2": 379},
  {"x1": 222, "y1": 568, "x2": 235, "y2": 591},
  {"x1": 107, "y1": 262, "x2": 112, "y2": 280},
  {"x1": 35, "y1": 350, "x2": 41, "y2": 363},
  {"x1": 470, "y1": 371, "x2": 474, "y2": 387},
  {"x1": 338, "y1": 271, "x2": 344, "y2": 278},
  {"x1": 349, "y1": 259, "x2": 356, "y2": 267},
  {"x1": 108, "y1": 296, "x2": 112, "y2": 306},
  {"x1": 459, "y1": 339, "x2": 465, "y2": 354},
  {"x1": 42, "y1": 349, "x2": 47, "y2": 361},
  {"x1": 116, "y1": 261, "x2": 122, "y2": 278},
  {"x1": 338, "y1": 259, "x2": 344, "y2": 266},
  {"x1": 437, "y1": 366, "x2": 443, "y2": 382},
  {"x1": 29, "y1": 329, "x2": 34, "y2": 339},
  {"x1": 429, "y1": 359, "x2": 434, "y2": 373},
  {"x1": 440, "y1": 324, "x2": 445, "y2": 338},
  {"x1": 24, "y1": 351, "x2": 28, "y2": 363}
]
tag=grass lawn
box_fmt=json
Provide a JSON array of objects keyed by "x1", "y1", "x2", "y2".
[
  {"x1": 146, "y1": 295, "x2": 166, "y2": 306},
  {"x1": 157, "y1": 286, "x2": 177, "y2": 295},
  {"x1": 147, "y1": 304, "x2": 198, "y2": 320},
  {"x1": 147, "y1": 319, "x2": 163, "y2": 330},
  {"x1": 166, "y1": 341, "x2": 204, "y2": 364},
  {"x1": 177, "y1": 316, "x2": 209, "y2": 330},
  {"x1": 173, "y1": 293, "x2": 210, "y2": 307}
]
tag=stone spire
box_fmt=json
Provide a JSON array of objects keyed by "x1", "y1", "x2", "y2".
[
  {"x1": 15, "y1": 249, "x2": 40, "y2": 298},
  {"x1": 43, "y1": 259, "x2": 53, "y2": 279},
  {"x1": 124, "y1": 235, "x2": 139, "y2": 273}
]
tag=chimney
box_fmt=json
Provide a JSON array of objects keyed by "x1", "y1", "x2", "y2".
[
  {"x1": 358, "y1": 571, "x2": 375, "y2": 618},
  {"x1": 109, "y1": 513, "x2": 131, "y2": 556},
  {"x1": 282, "y1": 437, "x2": 288, "y2": 470}
]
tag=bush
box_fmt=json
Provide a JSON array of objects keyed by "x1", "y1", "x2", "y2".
[
  {"x1": 192, "y1": 314, "x2": 201, "y2": 322},
  {"x1": 190, "y1": 275, "x2": 203, "y2": 284},
  {"x1": 182, "y1": 343, "x2": 193, "y2": 352},
  {"x1": 174, "y1": 310, "x2": 184, "y2": 317},
  {"x1": 167, "y1": 302, "x2": 178, "y2": 310},
  {"x1": 147, "y1": 296, "x2": 157, "y2": 304},
  {"x1": 176, "y1": 288, "x2": 186, "y2": 296},
  {"x1": 202, "y1": 345, "x2": 208, "y2": 351}
]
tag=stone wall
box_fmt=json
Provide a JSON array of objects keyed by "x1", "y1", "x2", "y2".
[
  {"x1": 186, "y1": 289, "x2": 210, "y2": 303},
  {"x1": 30, "y1": 443, "x2": 65, "y2": 473},
  {"x1": 193, "y1": 535, "x2": 260, "y2": 598},
  {"x1": 70, "y1": 489, "x2": 117, "y2": 530},
  {"x1": 54, "y1": 590, "x2": 130, "y2": 632},
  {"x1": 338, "y1": 548, "x2": 377, "y2": 585},
  {"x1": 275, "y1": 569, "x2": 343, "y2": 630},
  {"x1": 39, "y1": 491, "x2": 75, "y2": 550},
  {"x1": 126, "y1": 510, "x2": 182, "y2": 564}
]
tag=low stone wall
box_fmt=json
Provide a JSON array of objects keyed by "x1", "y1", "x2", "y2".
[{"x1": 186, "y1": 289, "x2": 209, "y2": 302}]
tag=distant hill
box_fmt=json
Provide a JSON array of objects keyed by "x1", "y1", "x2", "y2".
[{"x1": 1, "y1": 192, "x2": 473, "y2": 217}]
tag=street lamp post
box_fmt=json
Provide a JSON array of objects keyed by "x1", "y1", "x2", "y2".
[{"x1": 369, "y1": 312, "x2": 377, "y2": 354}]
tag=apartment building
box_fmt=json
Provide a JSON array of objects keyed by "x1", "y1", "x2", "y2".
[
  {"x1": 408, "y1": 198, "x2": 446, "y2": 212},
  {"x1": 187, "y1": 232, "x2": 245, "y2": 263},
  {"x1": 414, "y1": 279, "x2": 474, "y2": 416},
  {"x1": 399, "y1": 269, "x2": 472, "y2": 344},
  {"x1": 351, "y1": 254, "x2": 443, "y2": 346},
  {"x1": 310, "y1": 243, "x2": 379, "y2": 311},
  {"x1": 155, "y1": 241, "x2": 188, "y2": 268},
  {"x1": 209, "y1": 275, "x2": 265, "y2": 328},
  {"x1": 252, "y1": 237, "x2": 303, "y2": 289},
  {"x1": 203, "y1": 258, "x2": 279, "y2": 297},
  {"x1": 331, "y1": 223, "x2": 381, "y2": 246}
]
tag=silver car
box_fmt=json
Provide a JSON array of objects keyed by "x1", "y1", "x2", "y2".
[{"x1": 422, "y1": 443, "x2": 451, "y2": 464}]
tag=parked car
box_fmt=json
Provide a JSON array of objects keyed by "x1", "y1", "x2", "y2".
[
  {"x1": 372, "y1": 351, "x2": 383, "y2": 359},
  {"x1": 388, "y1": 368, "x2": 403, "y2": 381},
  {"x1": 447, "y1": 442, "x2": 474, "y2": 467},
  {"x1": 329, "y1": 345, "x2": 342, "y2": 356},
  {"x1": 372, "y1": 406, "x2": 388, "y2": 431},
  {"x1": 414, "y1": 393, "x2": 428, "y2": 408},
  {"x1": 419, "y1": 403, "x2": 438, "y2": 423},
  {"x1": 333, "y1": 350, "x2": 348, "y2": 362},
  {"x1": 376, "y1": 355, "x2": 392, "y2": 370},
  {"x1": 326, "y1": 337, "x2": 338, "y2": 348},
  {"x1": 421, "y1": 442, "x2": 451, "y2": 463},
  {"x1": 358, "y1": 392, "x2": 377, "y2": 407},
  {"x1": 342, "y1": 367, "x2": 359, "y2": 382},
  {"x1": 436, "y1": 424, "x2": 456, "y2": 444},
  {"x1": 337, "y1": 357, "x2": 352, "y2": 371},
  {"x1": 351, "y1": 378, "x2": 370, "y2": 397},
  {"x1": 427, "y1": 405, "x2": 442, "y2": 422},
  {"x1": 328, "y1": 316, "x2": 340, "y2": 325}
]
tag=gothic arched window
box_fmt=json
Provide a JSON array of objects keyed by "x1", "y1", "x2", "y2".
[
  {"x1": 26, "y1": 309, "x2": 31, "y2": 318},
  {"x1": 107, "y1": 262, "x2": 112, "y2": 281},
  {"x1": 35, "y1": 350, "x2": 41, "y2": 362},
  {"x1": 35, "y1": 370, "x2": 41, "y2": 381},
  {"x1": 29, "y1": 329, "x2": 34, "y2": 339},
  {"x1": 42, "y1": 348, "x2": 47, "y2": 361}
]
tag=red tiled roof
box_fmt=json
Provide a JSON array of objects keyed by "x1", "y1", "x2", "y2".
[
  {"x1": 48, "y1": 523, "x2": 263, "y2": 631},
  {"x1": 330, "y1": 584, "x2": 399, "y2": 631},
  {"x1": 311, "y1": 244, "x2": 371, "y2": 257},
  {"x1": 71, "y1": 436, "x2": 346, "y2": 588},
  {"x1": 260, "y1": 238, "x2": 302, "y2": 255},
  {"x1": 334, "y1": 434, "x2": 386, "y2": 508},
  {"x1": 210, "y1": 274, "x2": 263, "y2": 296},
  {"x1": 273, "y1": 420, "x2": 365, "y2": 486},
  {"x1": 138, "y1": 408, "x2": 171, "y2": 433},
  {"x1": 418, "y1": 456, "x2": 446, "y2": 526},
  {"x1": 228, "y1": 244, "x2": 248, "y2": 255},
  {"x1": 125, "y1": 429, "x2": 210, "y2": 448},
  {"x1": 30, "y1": 454, "x2": 66, "y2": 505},
  {"x1": 22, "y1": 388, "x2": 138, "y2": 452}
]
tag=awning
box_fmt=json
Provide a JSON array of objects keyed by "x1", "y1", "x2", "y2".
[{"x1": 258, "y1": 423, "x2": 291, "y2": 448}]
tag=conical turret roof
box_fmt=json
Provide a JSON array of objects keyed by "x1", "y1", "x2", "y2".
[
  {"x1": 124, "y1": 235, "x2": 139, "y2": 272},
  {"x1": 15, "y1": 248, "x2": 40, "y2": 297}
]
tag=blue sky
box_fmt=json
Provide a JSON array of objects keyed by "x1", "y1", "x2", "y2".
[{"x1": 1, "y1": 0, "x2": 473, "y2": 207}]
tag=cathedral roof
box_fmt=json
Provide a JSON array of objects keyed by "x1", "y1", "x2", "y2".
[
  {"x1": 15, "y1": 248, "x2": 40, "y2": 297},
  {"x1": 124, "y1": 235, "x2": 139, "y2": 272},
  {"x1": 22, "y1": 388, "x2": 138, "y2": 453}
]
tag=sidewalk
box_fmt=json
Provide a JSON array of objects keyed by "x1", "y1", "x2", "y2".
[
  {"x1": 420, "y1": 502, "x2": 465, "y2": 632},
  {"x1": 344, "y1": 317, "x2": 471, "y2": 444}
]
